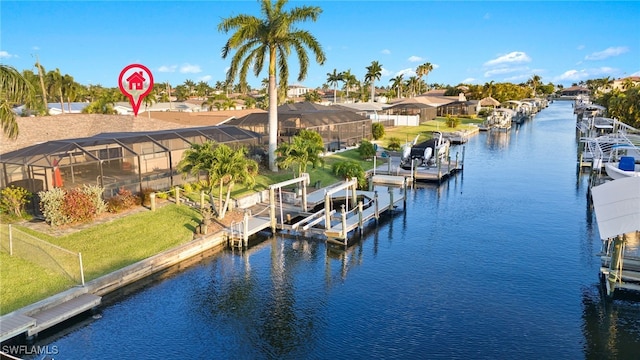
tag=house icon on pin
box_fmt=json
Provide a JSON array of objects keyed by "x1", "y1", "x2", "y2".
[{"x1": 126, "y1": 71, "x2": 146, "y2": 90}]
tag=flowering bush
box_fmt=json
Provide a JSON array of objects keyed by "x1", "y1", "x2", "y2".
[{"x1": 0, "y1": 185, "x2": 31, "y2": 218}]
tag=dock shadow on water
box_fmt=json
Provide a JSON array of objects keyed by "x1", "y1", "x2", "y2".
[{"x1": 16, "y1": 101, "x2": 640, "y2": 360}]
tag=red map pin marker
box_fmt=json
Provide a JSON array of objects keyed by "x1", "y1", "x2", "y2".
[{"x1": 118, "y1": 64, "x2": 154, "y2": 117}]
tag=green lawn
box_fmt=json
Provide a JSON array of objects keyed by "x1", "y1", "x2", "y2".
[
  {"x1": 380, "y1": 117, "x2": 483, "y2": 148},
  {"x1": 0, "y1": 204, "x2": 200, "y2": 314}
]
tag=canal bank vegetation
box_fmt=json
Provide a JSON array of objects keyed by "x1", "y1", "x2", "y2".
[{"x1": 380, "y1": 116, "x2": 482, "y2": 148}]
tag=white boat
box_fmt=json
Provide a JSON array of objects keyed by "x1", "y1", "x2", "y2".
[
  {"x1": 604, "y1": 156, "x2": 640, "y2": 179},
  {"x1": 400, "y1": 132, "x2": 450, "y2": 169}
]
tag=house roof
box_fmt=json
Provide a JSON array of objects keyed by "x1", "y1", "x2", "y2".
[
  {"x1": 146, "y1": 109, "x2": 265, "y2": 126},
  {"x1": 226, "y1": 101, "x2": 368, "y2": 128}
]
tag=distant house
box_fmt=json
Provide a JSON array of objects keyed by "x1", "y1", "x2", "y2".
[
  {"x1": 611, "y1": 76, "x2": 640, "y2": 91},
  {"x1": 561, "y1": 86, "x2": 590, "y2": 97},
  {"x1": 287, "y1": 84, "x2": 312, "y2": 98}
]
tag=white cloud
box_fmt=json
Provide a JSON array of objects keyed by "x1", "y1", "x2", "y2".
[
  {"x1": 381, "y1": 49, "x2": 391, "y2": 55},
  {"x1": 395, "y1": 68, "x2": 415, "y2": 77},
  {"x1": 180, "y1": 64, "x2": 202, "y2": 74},
  {"x1": 585, "y1": 46, "x2": 629, "y2": 61},
  {"x1": 484, "y1": 51, "x2": 531, "y2": 67},
  {"x1": 381, "y1": 68, "x2": 392, "y2": 77},
  {"x1": 0, "y1": 50, "x2": 16, "y2": 59},
  {"x1": 484, "y1": 67, "x2": 523, "y2": 77},
  {"x1": 158, "y1": 65, "x2": 177, "y2": 73},
  {"x1": 461, "y1": 77, "x2": 476, "y2": 84},
  {"x1": 553, "y1": 66, "x2": 619, "y2": 83},
  {"x1": 199, "y1": 75, "x2": 212, "y2": 82},
  {"x1": 408, "y1": 56, "x2": 424, "y2": 63}
]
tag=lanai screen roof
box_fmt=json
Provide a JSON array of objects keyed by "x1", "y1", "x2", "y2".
[
  {"x1": 0, "y1": 125, "x2": 261, "y2": 167},
  {"x1": 226, "y1": 102, "x2": 368, "y2": 127}
]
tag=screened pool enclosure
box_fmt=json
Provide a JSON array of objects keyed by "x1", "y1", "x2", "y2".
[{"x1": 0, "y1": 126, "x2": 261, "y2": 199}]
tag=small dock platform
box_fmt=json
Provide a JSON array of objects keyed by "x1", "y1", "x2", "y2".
[
  {"x1": 226, "y1": 215, "x2": 271, "y2": 248},
  {"x1": 0, "y1": 293, "x2": 101, "y2": 342}
]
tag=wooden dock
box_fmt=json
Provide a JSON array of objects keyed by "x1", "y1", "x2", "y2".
[
  {"x1": 0, "y1": 293, "x2": 101, "y2": 342},
  {"x1": 226, "y1": 215, "x2": 271, "y2": 248},
  {"x1": 325, "y1": 188, "x2": 404, "y2": 244}
]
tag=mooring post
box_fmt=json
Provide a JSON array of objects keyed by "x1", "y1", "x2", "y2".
[
  {"x1": 150, "y1": 192, "x2": 156, "y2": 211},
  {"x1": 78, "y1": 252, "x2": 85, "y2": 286},
  {"x1": 374, "y1": 191, "x2": 379, "y2": 220},
  {"x1": 607, "y1": 235, "x2": 624, "y2": 296},
  {"x1": 340, "y1": 204, "x2": 347, "y2": 242},
  {"x1": 388, "y1": 187, "x2": 394, "y2": 211},
  {"x1": 358, "y1": 201, "x2": 364, "y2": 234},
  {"x1": 324, "y1": 191, "x2": 331, "y2": 230},
  {"x1": 243, "y1": 210, "x2": 249, "y2": 248},
  {"x1": 403, "y1": 178, "x2": 407, "y2": 208},
  {"x1": 174, "y1": 186, "x2": 180, "y2": 205},
  {"x1": 269, "y1": 188, "x2": 276, "y2": 232},
  {"x1": 200, "y1": 190, "x2": 205, "y2": 209},
  {"x1": 351, "y1": 178, "x2": 358, "y2": 208},
  {"x1": 302, "y1": 179, "x2": 308, "y2": 212}
]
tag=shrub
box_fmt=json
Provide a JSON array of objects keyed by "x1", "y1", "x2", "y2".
[
  {"x1": 140, "y1": 187, "x2": 155, "y2": 207},
  {"x1": 332, "y1": 160, "x2": 367, "y2": 189},
  {"x1": 182, "y1": 182, "x2": 194, "y2": 193},
  {"x1": 81, "y1": 184, "x2": 108, "y2": 215},
  {"x1": 0, "y1": 185, "x2": 31, "y2": 217},
  {"x1": 358, "y1": 140, "x2": 376, "y2": 160},
  {"x1": 107, "y1": 188, "x2": 140, "y2": 213},
  {"x1": 62, "y1": 188, "x2": 97, "y2": 223},
  {"x1": 445, "y1": 114, "x2": 461, "y2": 128},
  {"x1": 387, "y1": 137, "x2": 402, "y2": 151},
  {"x1": 372, "y1": 123, "x2": 385, "y2": 140},
  {"x1": 39, "y1": 188, "x2": 70, "y2": 226}
]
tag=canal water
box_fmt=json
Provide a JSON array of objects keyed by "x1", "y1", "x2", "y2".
[{"x1": 36, "y1": 101, "x2": 640, "y2": 359}]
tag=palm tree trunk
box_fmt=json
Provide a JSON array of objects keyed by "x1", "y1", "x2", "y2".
[
  {"x1": 35, "y1": 58, "x2": 48, "y2": 114},
  {"x1": 268, "y1": 47, "x2": 279, "y2": 172},
  {"x1": 220, "y1": 181, "x2": 234, "y2": 219},
  {"x1": 218, "y1": 179, "x2": 224, "y2": 217}
]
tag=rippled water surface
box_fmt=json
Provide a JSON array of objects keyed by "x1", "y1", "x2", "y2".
[{"x1": 38, "y1": 101, "x2": 640, "y2": 359}]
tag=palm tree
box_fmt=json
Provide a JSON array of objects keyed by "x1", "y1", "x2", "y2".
[
  {"x1": 528, "y1": 74, "x2": 541, "y2": 97},
  {"x1": 214, "y1": 144, "x2": 258, "y2": 219},
  {"x1": 390, "y1": 75, "x2": 404, "y2": 99},
  {"x1": 326, "y1": 68, "x2": 343, "y2": 104},
  {"x1": 406, "y1": 76, "x2": 419, "y2": 97},
  {"x1": 416, "y1": 62, "x2": 433, "y2": 92},
  {"x1": 183, "y1": 79, "x2": 196, "y2": 99},
  {"x1": 364, "y1": 61, "x2": 382, "y2": 103},
  {"x1": 46, "y1": 68, "x2": 64, "y2": 114},
  {"x1": 34, "y1": 57, "x2": 48, "y2": 114},
  {"x1": 341, "y1": 70, "x2": 357, "y2": 102},
  {"x1": 276, "y1": 129, "x2": 324, "y2": 176},
  {"x1": 1, "y1": 65, "x2": 34, "y2": 139},
  {"x1": 303, "y1": 89, "x2": 322, "y2": 103},
  {"x1": 219, "y1": 0, "x2": 326, "y2": 172}
]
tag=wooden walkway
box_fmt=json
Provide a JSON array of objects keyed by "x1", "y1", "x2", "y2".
[{"x1": 0, "y1": 293, "x2": 101, "y2": 342}]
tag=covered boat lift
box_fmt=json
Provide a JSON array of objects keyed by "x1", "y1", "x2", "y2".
[{"x1": 591, "y1": 176, "x2": 640, "y2": 296}]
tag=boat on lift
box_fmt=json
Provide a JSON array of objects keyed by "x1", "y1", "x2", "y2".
[{"x1": 400, "y1": 132, "x2": 450, "y2": 170}]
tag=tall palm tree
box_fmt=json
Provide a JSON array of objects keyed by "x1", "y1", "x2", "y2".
[
  {"x1": 183, "y1": 79, "x2": 196, "y2": 99},
  {"x1": 1, "y1": 65, "x2": 34, "y2": 139},
  {"x1": 364, "y1": 61, "x2": 382, "y2": 103},
  {"x1": 416, "y1": 62, "x2": 433, "y2": 92},
  {"x1": 214, "y1": 144, "x2": 258, "y2": 219},
  {"x1": 219, "y1": 0, "x2": 326, "y2": 172},
  {"x1": 528, "y1": 74, "x2": 541, "y2": 97},
  {"x1": 34, "y1": 57, "x2": 48, "y2": 114},
  {"x1": 46, "y1": 68, "x2": 65, "y2": 113},
  {"x1": 326, "y1": 68, "x2": 343, "y2": 104},
  {"x1": 390, "y1": 75, "x2": 404, "y2": 98},
  {"x1": 341, "y1": 69, "x2": 357, "y2": 101}
]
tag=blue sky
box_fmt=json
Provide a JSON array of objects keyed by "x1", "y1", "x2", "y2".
[{"x1": 2, "y1": 1, "x2": 639, "y2": 90}]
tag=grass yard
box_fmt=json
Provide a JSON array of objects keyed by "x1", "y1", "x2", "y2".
[
  {"x1": 381, "y1": 116, "x2": 483, "y2": 148},
  {"x1": 0, "y1": 204, "x2": 201, "y2": 314}
]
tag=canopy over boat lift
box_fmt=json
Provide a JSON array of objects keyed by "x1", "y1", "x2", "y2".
[{"x1": 591, "y1": 176, "x2": 640, "y2": 296}]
